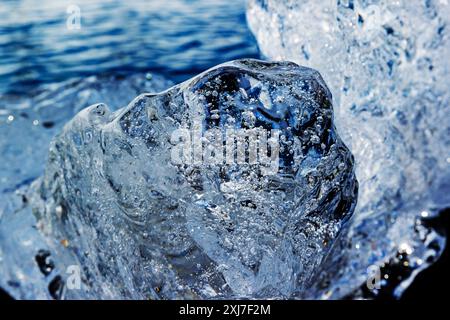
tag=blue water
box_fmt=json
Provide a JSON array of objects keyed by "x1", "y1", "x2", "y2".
[{"x1": 0, "y1": 0, "x2": 259, "y2": 95}]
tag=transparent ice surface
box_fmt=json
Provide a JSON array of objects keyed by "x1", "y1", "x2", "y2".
[
  {"x1": 247, "y1": 0, "x2": 450, "y2": 298},
  {"x1": 1, "y1": 59, "x2": 358, "y2": 299},
  {"x1": 0, "y1": 73, "x2": 172, "y2": 299},
  {"x1": 1, "y1": 0, "x2": 449, "y2": 299}
]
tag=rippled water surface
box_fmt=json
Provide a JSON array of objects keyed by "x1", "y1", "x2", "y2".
[{"x1": 0, "y1": 0, "x2": 258, "y2": 95}]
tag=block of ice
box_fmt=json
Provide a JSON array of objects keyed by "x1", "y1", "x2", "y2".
[
  {"x1": 247, "y1": 0, "x2": 450, "y2": 298},
  {"x1": 24, "y1": 59, "x2": 357, "y2": 299},
  {"x1": 0, "y1": 73, "x2": 173, "y2": 299}
]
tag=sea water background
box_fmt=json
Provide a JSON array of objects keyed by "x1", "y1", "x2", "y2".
[{"x1": 0, "y1": 0, "x2": 258, "y2": 96}]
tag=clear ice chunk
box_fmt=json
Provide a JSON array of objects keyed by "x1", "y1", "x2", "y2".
[
  {"x1": 0, "y1": 73, "x2": 173, "y2": 299},
  {"x1": 17, "y1": 59, "x2": 357, "y2": 299},
  {"x1": 247, "y1": 0, "x2": 450, "y2": 298}
]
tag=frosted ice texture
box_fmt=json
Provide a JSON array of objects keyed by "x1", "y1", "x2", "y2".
[{"x1": 247, "y1": 0, "x2": 450, "y2": 298}]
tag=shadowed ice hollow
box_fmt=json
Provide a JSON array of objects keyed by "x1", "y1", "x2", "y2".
[
  {"x1": 247, "y1": 0, "x2": 450, "y2": 298},
  {"x1": 1, "y1": 59, "x2": 358, "y2": 299}
]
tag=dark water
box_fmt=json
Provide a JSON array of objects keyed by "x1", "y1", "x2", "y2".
[{"x1": 0, "y1": 0, "x2": 259, "y2": 95}]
